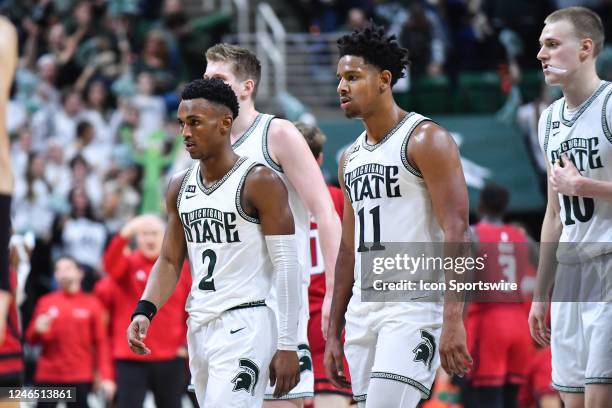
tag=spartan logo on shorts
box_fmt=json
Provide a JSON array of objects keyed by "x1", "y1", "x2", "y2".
[
  {"x1": 413, "y1": 330, "x2": 436, "y2": 370},
  {"x1": 232, "y1": 358, "x2": 260, "y2": 395},
  {"x1": 298, "y1": 344, "x2": 312, "y2": 373}
]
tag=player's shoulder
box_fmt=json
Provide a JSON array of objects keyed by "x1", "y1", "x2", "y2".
[
  {"x1": 411, "y1": 120, "x2": 451, "y2": 143},
  {"x1": 244, "y1": 163, "x2": 282, "y2": 187},
  {"x1": 267, "y1": 117, "x2": 303, "y2": 144},
  {"x1": 168, "y1": 168, "x2": 192, "y2": 195}
]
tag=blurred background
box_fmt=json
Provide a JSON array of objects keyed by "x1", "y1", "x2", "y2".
[{"x1": 3, "y1": 0, "x2": 612, "y2": 407}]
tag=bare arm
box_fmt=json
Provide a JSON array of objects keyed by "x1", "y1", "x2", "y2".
[
  {"x1": 410, "y1": 121, "x2": 472, "y2": 376},
  {"x1": 127, "y1": 171, "x2": 187, "y2": 355},
  {"x1": 243, "y1": 165, "x2": 300, "y2": 398},
  {"x1": 140, "y1": 172, "x2": 188, "y2": 308},
  {"x1": 268, "y1": 119, "x2": 342, "y2": 295},
  {"x1": 0, "y1": 16, "x2": 18, "y2": 195},
  {"x1": 324, "y1": 151, "x2": 354, "y2": 389},
  {"x1": 529, "y1": 160, "x2": 561, "y2": 346}
]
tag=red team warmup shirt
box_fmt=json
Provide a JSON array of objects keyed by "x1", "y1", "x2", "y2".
[
  {"x1": 101, "y1": 235, "x2": 191, "y2": 361},
  {"x1": 0, "y1": 268, "x2": 23, "y2": 383},
  {"x1": 466, "y1": 222, "x2": 535, "y2": 387},
  {"x1": 307, "y1": 185, "x2": 352, "y2": 396},
  {"x1": 26, "y1": 290, "x2": 112, "y2": 383}
]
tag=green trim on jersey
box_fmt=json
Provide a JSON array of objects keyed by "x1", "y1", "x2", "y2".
[
  {"x1": 400, "y1": 118, "x2": 433, "y2": 178},
  {"x1": 602, "y1": 87, "x2": 612, "y2": 144},
  {"x1": 196, "y1": 156, "x2": 248, "y2": 195},
  {"x1": 176, "y1": 166, "x2": 194, "y2": 211},
  {"x1": 560, "y1": 81, "x2": 610, "y2": 127},
  {"x1": 232, "y1": 113, "x2": 264, "y2": 150},
  {"x1": 235, "y1": 162, "x2": 262, "y2": 224},
  {"x1": 361, "y1": 112, "x2": 414, "y2": 152},
  {"x1": 262, "y1": 115, "x2": 283, "y2": 172}
]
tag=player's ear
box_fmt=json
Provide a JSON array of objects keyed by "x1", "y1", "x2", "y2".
[
  {"x1": 580, "y1": 38, "x2": 594, "y2": 60},
  {"x1": 220, "y1": 114, "x2": 233, "y2": 133},
  {"x1": 379, "y1": 69, "x2": 392, "y2": 92},
  {"x1": 243, "y1": 79, "x2": 255, "y2": 98}
]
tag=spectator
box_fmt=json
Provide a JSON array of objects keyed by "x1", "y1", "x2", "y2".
[
  {"x1": 399, "y1": 1, "x2": 445, "y2": 79},
  {"x1": 66, "y1": 155, "x2": 103, "y2": 208},
  {"x1": 101, "y1": 166, "x2": 141, "y2": 235},
  {"x1": 12, "y1": 152, "x2": 54, "y2": 241},
  {"x1": 52, "y1": 187, "x2": 107, "y2": 290},
  {"x1": 132, "y1": 30, "x2": 178, "y2": 95},
  {"x1": 101, "y1": 214, "x2": 191, "y2": 408},
  {"x1": 26, "y1": 256, "x2": 115, "y2": 408},
  {"x1": 44, "y1": 138, "x2": 72, "y2": 201}
]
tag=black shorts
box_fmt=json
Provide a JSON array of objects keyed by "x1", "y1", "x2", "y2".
[{"x1": 0, "y1": 193, "x2": 11, "y2": 291}]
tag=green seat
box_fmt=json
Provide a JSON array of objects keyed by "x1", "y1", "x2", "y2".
[
  {"x1": 519, "y1": 69, "x2": 544, "y2": 102},
  {"x1": 410, "y1": 75, "x2": 453, "y2": 114},
  {"x1": 456, "y1": 71, "x2": 505, "y2": 113}
]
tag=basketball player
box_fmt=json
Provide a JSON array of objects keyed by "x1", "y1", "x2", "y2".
[
  {"x1": 0, "y1": 16, "x2": 20, "y2": 407},
  {"x1": 203, "y1": 44, "x2": 342, "y2": 406},
  {"x1": 127, "y1": 78, "x2": 301, "y2": 407},
  {"x1": 529, "y1": 6, "x2": 612, "y2": 408},
  {"x1": 295, "y1": 122, "x2": 353, "y2": 407},
  {"x1": 325, "y1": 23, "x2": 472, "y2": 407},
  {"x1": 464, "y1": 183, "x2": 534, "y2": 408}
]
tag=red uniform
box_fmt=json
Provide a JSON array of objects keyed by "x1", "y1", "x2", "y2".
[
  {"x1": 466, "y1": 222, "x2": 534, "y2": 387},
  {"x1": 0, "y1": 267, "x2": 23, "y2": 385},
  {"x1": 307, "y1": 185, "x2": 352, "y2": 396},
  {"x1": 26, "y1": 290, "x2": 112, "y2": 383},
  {"x1": 101, "y1": 235, "x2": 191, "y2": 361},
  {"x1": 518, "y1": 347, "x2": 556, "y2": 407}
]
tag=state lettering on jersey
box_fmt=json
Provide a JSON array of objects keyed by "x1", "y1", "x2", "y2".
[
  {"x1": 550, "y1": 137, "x2": 603, "y2": 171},
  {"x1": 180, "y1": 208, "x2": 240, "y2": 244},
  {"x1": 344, "y1": 163, "x2": 401, "y2": 203}
]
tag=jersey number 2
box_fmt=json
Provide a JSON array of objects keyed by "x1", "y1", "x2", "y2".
[
  {"x1": 562, "y1": 195, "x2": 594, "y2": 226},
  {"x1": 199, "y1": 249, "x2": 216, "y2": 291}
]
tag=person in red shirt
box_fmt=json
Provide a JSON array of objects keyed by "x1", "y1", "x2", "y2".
[
  {"x1": 102, "y1": 214, "x2": 191, "y2": 408},
  {"x1": 295, "y1": 122, "x2": 353, "y2": 407},
  {"x1": 463, "y1": 183, "x2": 536, "y2": 408},
  {"x1": 0, "y1": 263, "x2": 23, "y2": 397},
  {"x1": 26, "y1": 256, "x2": 114, "y2": 408}
]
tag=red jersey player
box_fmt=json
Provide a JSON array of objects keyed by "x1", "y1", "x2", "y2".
[
  {"x1": 26, "y1": 256, "x2": 114, "y2": 407},
  {"x1": 463, "y1": 183, "x2": 537, "y2": 408},
  {"x1": 295, "y1": 122, "x2": 352, "y2": 407},
  {"x1": 101, "y1": 214, "x2": 191, "y2": 408}
]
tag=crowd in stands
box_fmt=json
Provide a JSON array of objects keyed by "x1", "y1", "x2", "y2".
[{"x1": 1, "y1": 0, "x2": 607, "y2": 406}]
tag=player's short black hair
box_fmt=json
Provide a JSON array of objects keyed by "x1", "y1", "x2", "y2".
[
  {"x1": 337, "y1": 22, "x2": 410, "y2": 86},
  {"x1": 180, "y1": 78, "x2": 239, "y2": 119},
  {"x1": 478, "y1": 183, "x2": 510, "y2": 217}
]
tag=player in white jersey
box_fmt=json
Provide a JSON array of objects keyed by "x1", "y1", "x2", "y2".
[
  {"x1": 529, "y1": 7, "x2": 612, "y2": 408},
  {"x1": 324, "y1": 23, "x2": 472, "y2": 407},
  {"x1": 127, "y1": 78, "x2": 302, "y2": 407},
  {"x1": 203, "y1": 44, "x2": 342, "y2": 407}
]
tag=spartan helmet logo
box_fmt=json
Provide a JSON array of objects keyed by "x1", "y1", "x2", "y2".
[
  {"x1": 298, "y1": 344, "x2": 312, "y2": 373},
  {"x1": 412, "y1": 330, "x2": 436, "y2": 370},
  {"x1": 232, "y1": 358, "x2": 260, "y2": 395}
]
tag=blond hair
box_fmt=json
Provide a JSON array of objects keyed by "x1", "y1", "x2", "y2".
[
  {"x1": 206, "y1": 43, "x2": 262, "y2": 97},
  {"x1": 294, "y1": 122, "x2": 327, "y2": 158},
  {"x1": 545, "y1": 6, "x2": 604, "y2": 56}
]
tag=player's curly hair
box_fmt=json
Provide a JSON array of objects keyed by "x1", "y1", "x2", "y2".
[
  {"x1": 337, "y1": 22, "x2": 410, "y2": 86},
  {"x1": 180, "y1": 78, "x2": 239, "y2": 119}
]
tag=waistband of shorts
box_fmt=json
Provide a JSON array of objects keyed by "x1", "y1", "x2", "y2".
[{"x1": 227, "y1": 300, "x2": 266, "y2": 311}]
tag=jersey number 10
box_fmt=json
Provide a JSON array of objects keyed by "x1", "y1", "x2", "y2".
[{"x1": 562, "y1": 195, "x2": 594, "y2": 226}]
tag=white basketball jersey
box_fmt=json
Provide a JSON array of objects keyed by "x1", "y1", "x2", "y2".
[
  {"x1": 232, "y1": 113, "x2": 311, "y2": 284},
  {"x1": 343, "y1": 112, "x2": 444, "y2": 288},
  {"x1": 539, "y1": 81, "x2": 612, "y2": 256},
  {"x1": 178, "y1": 157, "x2": 273, "y2": 326}
]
